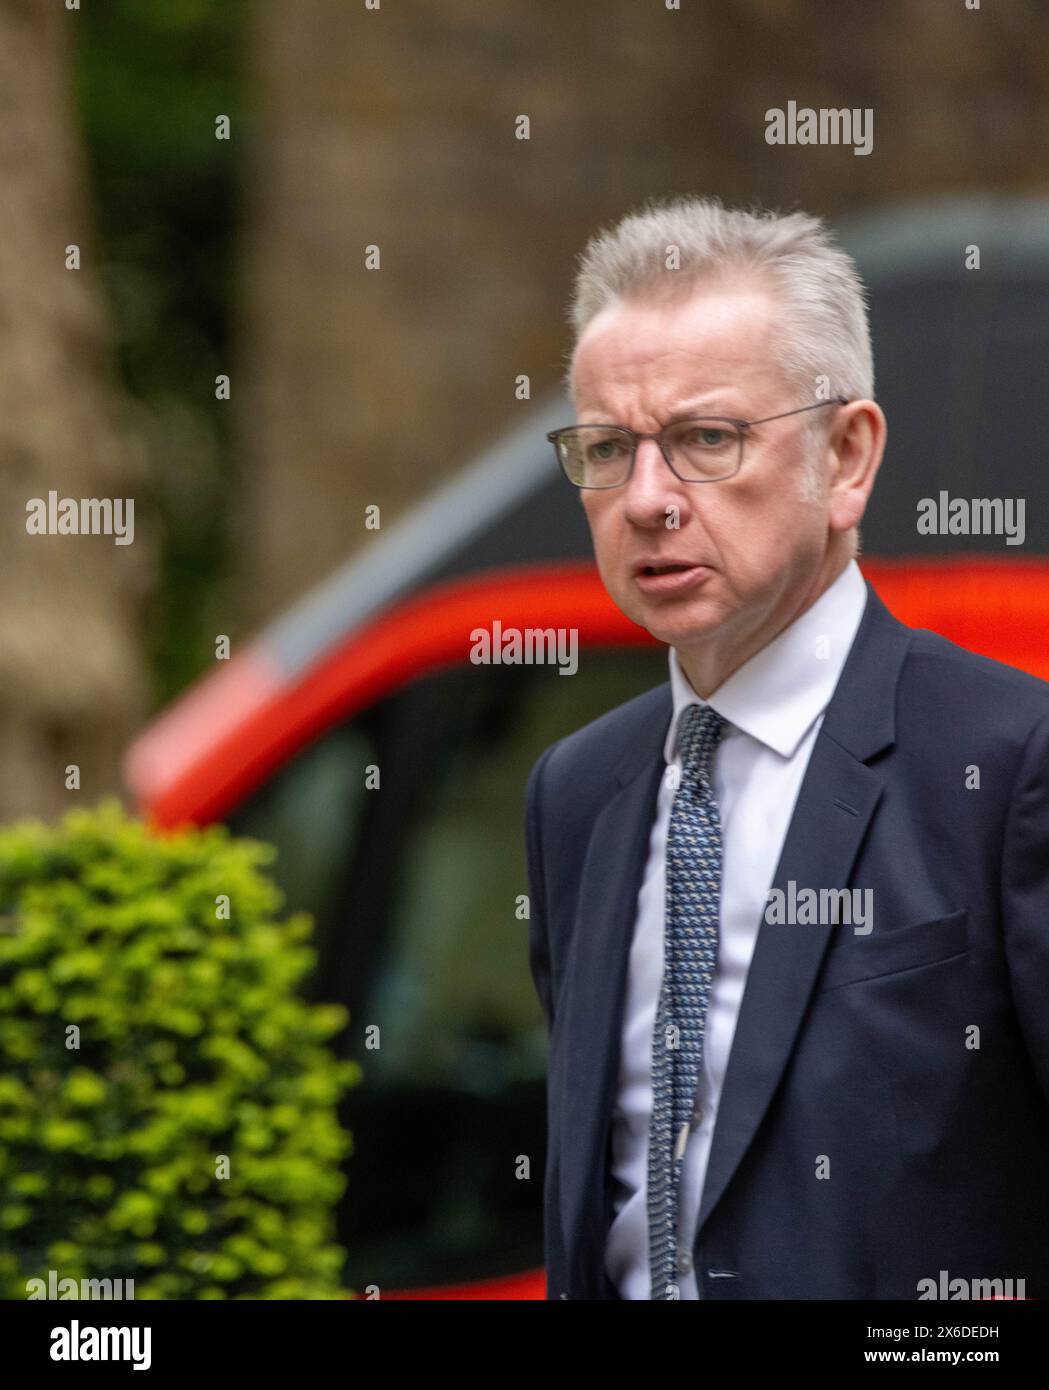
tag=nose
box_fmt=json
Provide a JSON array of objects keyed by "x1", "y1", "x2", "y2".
[{"x1": 622, "y1": 436, "x2": 688, "y2": 527}]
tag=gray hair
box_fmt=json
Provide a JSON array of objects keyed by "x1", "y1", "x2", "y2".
[{"x1": 564, "y1": 195, "x2": 874, "y2": 416}]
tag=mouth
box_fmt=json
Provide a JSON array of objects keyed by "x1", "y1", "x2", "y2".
[{"x1": 634, "y1": 562, "x2": 712, "y2": 595}]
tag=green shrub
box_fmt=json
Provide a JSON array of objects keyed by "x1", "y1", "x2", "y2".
[{"x1": 0, "y1": 800, "x2": 360, "y2": 1299}]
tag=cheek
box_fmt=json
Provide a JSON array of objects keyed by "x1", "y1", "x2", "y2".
[
  {"x1": 707, "y1": 491, "x2": 810, "y2": 586},
  {"x1": 584, "y1": 507, "x2": 624, "y2": 578},
  {"x1": 728, "y1": 471, "x2": 809, "y2": 538}
]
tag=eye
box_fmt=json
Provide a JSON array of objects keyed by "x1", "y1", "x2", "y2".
[
  {"x1": 586, "y1": 435, "x2": 627, "y2": 462},
  {"x1": 690, "y1": 426, "x2": 731, "y2": 448}
]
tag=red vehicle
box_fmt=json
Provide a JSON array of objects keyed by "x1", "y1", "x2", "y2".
[{"x1": 124, "y1": 198, "x2": 1049, "y2": 1298}]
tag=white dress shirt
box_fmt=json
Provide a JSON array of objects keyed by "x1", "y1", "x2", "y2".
[{"x1": 604, "y1": 559, "x2": 868, "y2": 1299}]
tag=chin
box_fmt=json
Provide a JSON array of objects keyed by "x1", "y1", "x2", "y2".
[
  {"x1": 629, "y1": 596, "x2": 727, "y2": 647},
  {"x1": 649, "y1": 619, "x2": 714, "y2": 649}
]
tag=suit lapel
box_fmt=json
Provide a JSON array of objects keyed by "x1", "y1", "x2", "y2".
[
  {"x1": 557, "y1": 704, "x2": 670, "y2": 1290},
  {"x1": 695, "y1": 581, "x2": 911, "y2": 1236},
  {"x1": 694, "y1": 735, "x2": 882, "y2": 1234}
]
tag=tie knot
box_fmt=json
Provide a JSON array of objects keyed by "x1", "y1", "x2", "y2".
[{"x1": 676, "y1": 703, "x2": 724, "y2": 784}]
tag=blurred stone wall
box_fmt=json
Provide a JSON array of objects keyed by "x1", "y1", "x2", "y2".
[{"x1": 0, "y1": 0, "x2": 149, "y2": 821}]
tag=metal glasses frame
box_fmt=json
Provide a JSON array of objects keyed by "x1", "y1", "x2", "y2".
[{"x1": 547, "y1": 396, "x2": 850, "y2": 488}]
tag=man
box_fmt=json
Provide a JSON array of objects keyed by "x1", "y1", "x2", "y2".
[{"x1": 524, "y1": 195, "x2": 1049, "y2": 1300}]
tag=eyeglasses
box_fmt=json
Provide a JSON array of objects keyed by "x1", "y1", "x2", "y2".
[{"x1": 547, "y1": 397, "x2": 849, "y2": 489}]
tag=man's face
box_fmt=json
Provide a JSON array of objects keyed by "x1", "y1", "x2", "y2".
[{"x1": 571, "y1": 279, "x2": 841, "y2": 679}]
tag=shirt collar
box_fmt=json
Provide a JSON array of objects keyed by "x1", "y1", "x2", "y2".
[{"x1": 663, "y1": 559, "x2": 869, "y2": 762}]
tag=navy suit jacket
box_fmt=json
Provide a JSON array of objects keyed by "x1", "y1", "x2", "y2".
[{"x1": 524, "y1": 582, "x2": 1049, "y2": 1299}]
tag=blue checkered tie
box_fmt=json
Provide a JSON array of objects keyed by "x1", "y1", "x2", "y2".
[{"x1": 647, "y1": 701, "x2": 725, "y2": 1300}]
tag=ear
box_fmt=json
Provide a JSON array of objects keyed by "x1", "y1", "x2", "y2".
[{"x1": 825, "y1": 400, "x2": 886, "y2": 534}]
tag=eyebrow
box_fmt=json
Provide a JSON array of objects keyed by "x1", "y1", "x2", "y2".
[
  {"x1": 582, "y1": 401, "x2": 742, "y2": 427},
  {"x1": 662, "y1": 403, "x2": 741, "y2": 424}
]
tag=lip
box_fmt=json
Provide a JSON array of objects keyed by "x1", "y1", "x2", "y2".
[{"x1": 634, "y1": 563, "x2": 712, "y2": 596}]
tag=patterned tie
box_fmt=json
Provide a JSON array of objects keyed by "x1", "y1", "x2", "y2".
[{"x1": 647, "y1": 701, "x2": 725, "y2": 1300}]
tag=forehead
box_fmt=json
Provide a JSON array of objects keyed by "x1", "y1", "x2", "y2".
[{"x1": 570, "y1": 279, "x2": 784, "y2": 413}]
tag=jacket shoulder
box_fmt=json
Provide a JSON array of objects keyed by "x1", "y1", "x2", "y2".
[{"x1": 903, "y1": 625, "x2": 1049, "y2": 718}]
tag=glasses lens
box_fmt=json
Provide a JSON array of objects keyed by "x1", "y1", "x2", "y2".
[
  {"x1": 665, "y1": 419, "x2": 743, "y2": 480},
  {"x1": 556, "y1": 427, "x2": 633, "y2": 487}
]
